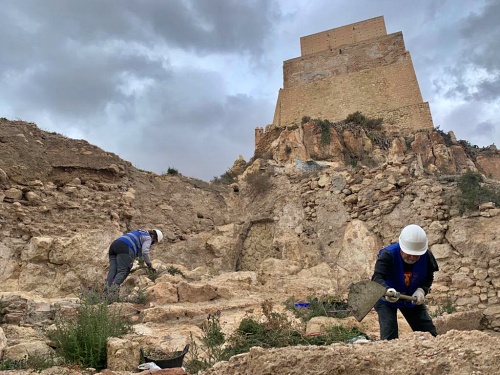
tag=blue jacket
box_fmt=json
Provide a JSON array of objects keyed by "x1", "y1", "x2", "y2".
[
  {"x1": 116, "y1": 230, "x2": 152, "y2": 263},
  {"x1": 374, "y1": 243, "x2": 430, "y2": 308}
]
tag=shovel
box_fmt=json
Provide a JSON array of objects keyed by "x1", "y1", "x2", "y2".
[{"x1": 347, "y1": 280, "x2": 417, "y2": 322}]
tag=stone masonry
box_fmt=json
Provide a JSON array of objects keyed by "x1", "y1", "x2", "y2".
[{"x1": 256, "y1": 16, "x2": 434, "y2": 149}]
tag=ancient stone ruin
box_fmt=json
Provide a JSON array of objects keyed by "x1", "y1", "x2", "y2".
[{"x1": 256, "y1": 15, "x2": 434, "y2": 149}]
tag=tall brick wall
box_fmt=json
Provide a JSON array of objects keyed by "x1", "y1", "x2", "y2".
[
  {"x1": 275, "y1": 55, "x2": 426, "y2": 126},
  {"x1": 300, "y1": 16, "x2": 386, "y2": 55},
  {"x1": 285, "y1": 32, "x2": 406, "y2": 89}
]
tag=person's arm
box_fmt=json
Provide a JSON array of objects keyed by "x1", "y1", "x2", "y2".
[
  {"x1": 419, "y1": 251, "x2": 439, "y2": 294},
  {"x1": 141, "y1": 236, "x2": 153, "y2": 268},
  {"x1": 371, "y1": 251, "x2": 393, "y2": 288}
]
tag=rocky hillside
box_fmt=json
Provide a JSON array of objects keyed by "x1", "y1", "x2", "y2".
[{"x1": 1, "y1": 117, "x2": 500, "y2": 374}]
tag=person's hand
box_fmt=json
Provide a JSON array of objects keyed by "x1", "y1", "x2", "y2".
[
  {"x1": 147, "y1": 265, "x2": 156, "y2": 273},
  {"x1": 385, "y1": 288, "x2": 400, "y2": 303},
  {"x1": 412, "y1": 288, "x2": 425, "y2": 305}
]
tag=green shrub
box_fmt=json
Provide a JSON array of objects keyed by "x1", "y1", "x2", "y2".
[
  {"x1": 313, "y1": 119, "x2": 333, "y2": 145},
  {"x1": 457, "y1": 171, "x2": 500, "y2": 213},
  {"x1": 184, "y1": 301, "x2": 367, "y2": 373},
  {"x1": 301, "y1": 116, "x2": 311, "y2": 124},
  {"x1": 0, "y1": 359, "x2": 26, "y2": 371},
  {"x1": 167, "y1": 266, "x2": 185, "y2": 277},
  {"x1": 434, "y1": 126, "x2": 453, "y2": 146},
  {"x1": 431, "y1": 296, "x2": 457, "y2": 318},
  {"x1": 185, "y1": 311, "x2": 226, "y2": 373},
  {"x1": 47, "y1": 286, "x2": 131, "y2": 370},
  {"x1": 285, "y1": 295, "x2": 350, "y2": 322},
  {"x1": 211, "y1": 171, "x2": 236, "y2": 185},
  {"x1": 346, "y1": 111, "x2": 382, "y2": 130},
  {"x1": 167, "y1": 167, "x2": 179, "y2": 175}
]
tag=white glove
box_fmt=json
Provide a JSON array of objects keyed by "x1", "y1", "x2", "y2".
[
  {"x1": 385, "y1": 288, "x2": 400, "y2": 303},
  {"x1": 412, "y1": 288, "x2": 425, "y2": 305}
]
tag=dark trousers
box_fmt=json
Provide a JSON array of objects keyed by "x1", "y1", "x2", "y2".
[
  {"x1": 375, "y1": 300, "x2": 437, "y2": 340},
  {"x1": 106, "y1": 240, "x2": 134, "y2": 286}
]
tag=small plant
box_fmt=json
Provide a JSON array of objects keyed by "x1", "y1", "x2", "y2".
[
  {"x1": 431, "y1": 296, "x2": 457, "y2": 317},
  {"x1": 313, "y1": 119, "x2": 332, "y2": 145},
  {"x1": 457, "y1": 171, "x2": 500, "y2": 213},
  {"x1": 434, "y1": 125, "x2": 453, "y2": 146},
  {"x1": 211, "y1": 171, "x2": 236, "y2": 185},
  {"x1": 285, "y1": 295, "x2": 351, "y2": 322},
  {"x1": 185, "y1": 302, "x2": 367, "y2": 373},
  {"x1": 245, "y1": 170, "x2": 272, "y2": 197},
  {"x1": 167, "y1": 167, "x2": 179, "y2": 175},
  {"x1": 146, "y1": 267, "x2": 159, "y2": 282},
  {"x1": 301, "y1": 116, "x2": 311, "y2": 124},
  {"x1": 124, "y1": 283, "x2": 149, "y2": 305},
  {"x1": 346, "y1": 111, "x2": 382, "y2": 130},
  {"x1": 0, "y1": 359, "x2": 25, "y2": 371},
  {"x1": 285, "y1": 145, "x2": 292, "y2": 155},
  {"x1": 184, "y1": 311, "x2": 226, "y2": 373},
  {"x1": 79, "y1": 283, "x2": 120, "y2": 305},
  {"x1": 47, "y1": 284, "x2": 131, "y2": 370},
  {"x1": 167, "y1": 266, "x2": 185, "y2": 277}
]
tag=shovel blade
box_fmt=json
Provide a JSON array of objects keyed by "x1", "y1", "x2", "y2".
[{"x1": 348, "y1": 280, "x2": 387, "y2": 322}]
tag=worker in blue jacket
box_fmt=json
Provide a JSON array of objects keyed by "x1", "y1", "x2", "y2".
[
  {"x1": 106, "y1": 229, "x2": 163, "y2": 286},
  {"x1": 372, "y1": 224, "x2": 439, "y2": 340}
]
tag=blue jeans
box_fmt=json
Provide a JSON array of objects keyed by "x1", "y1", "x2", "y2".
[
  {"x1": 375, "y1": 300, "x2": 437, "y2": 340},
  {"x1": 106, "y1": 240, "x2": 134, "y2": 286}
]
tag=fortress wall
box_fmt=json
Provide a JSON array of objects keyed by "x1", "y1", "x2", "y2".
[
  {"x1": 300, "y1": 16, "x2": 386, "y2": 55},
  {"x1": 374, "y1": 103, "x2": 434, "y2": 134},
  {"x1": 275, "y1": 54, "x2": 425, "y2": 128},
  {"x1": 285, "y1": 32, "x2": 406, "y2": 88}
]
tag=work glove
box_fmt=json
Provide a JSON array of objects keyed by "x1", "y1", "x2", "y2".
[
  {"x1": 385, "y1": 288, "x2": 400, "y2": 303},
  {"x1": 412, "y1": 288, "x2": 425, "y2": 305},
  {"x1": 147, "y1": 265, "x2": 156, "y2": 273}
]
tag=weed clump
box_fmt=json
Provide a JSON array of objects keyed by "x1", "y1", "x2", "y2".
[
  {"x1": 345, "y1": 111, "x2": 383, "y2": 130},
  {"x1": 431, "y1": 296, "x2": 457, "y2": 318},
  {"x1": 184, "y1": 300, "x2": 367, "y2": 374},
  {"x1": 457, "y1": 171, "x2": 500, "y2": 213},
  {"x1": 245, "y1": 170, "x2": 272, "y2": 197},
  {"x1": 47, "y1": 284, "x2": 131, "y2": 370},
  {"x1": 285, "y1": 295, "x2": 351, "y2": 322}
]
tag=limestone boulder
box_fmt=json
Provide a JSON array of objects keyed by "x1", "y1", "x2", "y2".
[
  {"x1": 446, "y1": 216, "x2": 500, "y2": 259},
  {"x1": 177, "y1": 281, "x2": 218, "y2": 303},
  {"x1": 107, "y1": 337, "x2": 140, "y2": 371},
  {"x1": 4, "y1": 341, "x2": 54, "y2": 361},
  {"x1": 434, "y1": 310, "x2": 483, "y2": 334}
]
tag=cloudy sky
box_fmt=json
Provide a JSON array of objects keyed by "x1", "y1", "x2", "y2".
[{"x1": 1, "y1": 1, "x2": 499, "y2": 181}]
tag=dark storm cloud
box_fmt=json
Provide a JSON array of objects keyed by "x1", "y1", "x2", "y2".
[
  {"x1": 1, "y1": 0, "x2": 498, "y2": 180},
  {"x1": 2, "y1": 0, "x2": 280, "y2": 56},
  {"x1": 442, "y1": 0, "x2": 500, "y2": 101}
]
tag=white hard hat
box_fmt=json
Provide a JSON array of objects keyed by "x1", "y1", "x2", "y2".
[
  {"x1": 399, "y1": 224, "x2": 428, "y2": 256},
  {"x1": 153, "y1": 229, "x2": 163, "y2": 243}
]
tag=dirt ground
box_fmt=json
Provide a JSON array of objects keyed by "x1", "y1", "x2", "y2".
[{"x1": 201, "y1": 330, "x2": 500, "y2": 375}]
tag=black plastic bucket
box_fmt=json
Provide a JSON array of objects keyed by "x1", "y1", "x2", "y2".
[{"x1": 141, "y1": 344, "x2": 190, "y2": 369}]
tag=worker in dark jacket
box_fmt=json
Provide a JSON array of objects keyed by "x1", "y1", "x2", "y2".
[
  {"x1": 106, "y1": 229, "x2": 163, "y2": 286},
  {"x1": 372, "y1": 224, "x2": 439, "y2": 340}
]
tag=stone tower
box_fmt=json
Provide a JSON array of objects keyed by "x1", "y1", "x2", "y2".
[{"x1": 261, "y1": 16, "x2": 433, "y2": 146}]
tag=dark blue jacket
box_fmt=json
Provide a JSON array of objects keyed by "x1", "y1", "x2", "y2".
[{"x1": 372, "y1": 243, "x2": 438, "y2": 308}]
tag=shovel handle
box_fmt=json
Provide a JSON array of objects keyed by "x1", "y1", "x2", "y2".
[{"x1": 385, "y1": 291, "x2": 417, "y2": 302}]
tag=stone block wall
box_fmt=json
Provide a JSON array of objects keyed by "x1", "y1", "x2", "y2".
[
  {"x1": 274, "y1": 55, "x2": 425, "y2": 126},
  {"x1": 300, "y1": 16, "x2": 387, "y2": 55},
  {"x1": 285, "y1": 32, "x2": 406, "y2": 89}
]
